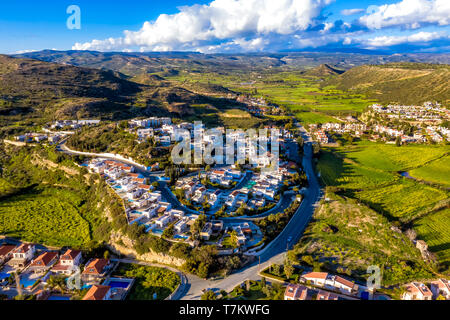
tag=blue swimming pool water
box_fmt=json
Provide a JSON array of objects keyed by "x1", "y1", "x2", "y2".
[
  {"x1": 174, "y1": 234, "x2": 189, "y2": 240},
  {"x1": 48, "y1": 295, "x2": 71, "y2": 300},
  {"x1": 21, "y1": 279, "x2": 38, "y2": 288},
  {"x1": 0, "y1": 273, "x2": 10, "y2": 281},
  {"x1": 107, "y1": 281, "x2": 130, "y2": 289},
  {"x1": 152, "y1": 229, "x2": 163, "y2": 235}
]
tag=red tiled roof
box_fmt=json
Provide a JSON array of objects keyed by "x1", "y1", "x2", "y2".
[
  {"x1": 302, "y1": 272, "x2": 328, "y2": 280},
  {"x1": 0, "y1": 245, "x2": 16, "y2": 257},
  {"x1": 30, "y1": 251, "x2": 58, "y2": 267},
  {"x1": 61, "y1": 249, "x2": 81, "y2": 261},
  {"x1": 82, "y1": 285, "x2": 111, "y2": 300},
  {"x1": 82, "y1": 259, "x2": 109, "y2": 275},
  {"x1": 317, "y1": 290, "x2": 338, "y2": 300},
  {"x1": 284, "y1": 284, "x2": 309, "y2": 300},
  {"x1": 14, "y1": 243, "x2": 34, "y2": 254},
  {"x1": 334, "y1": 276, "x2": 355, "y2": 289}
]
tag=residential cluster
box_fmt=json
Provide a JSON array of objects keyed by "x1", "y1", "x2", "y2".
[
  {"x1": 310, "y1": 102, "x2": 449, "y2": 145},
  {"x1": 0, "y1": 242, "x2": 133, "y2": 300}
]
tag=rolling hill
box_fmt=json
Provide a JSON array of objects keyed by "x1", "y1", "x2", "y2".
[
  {"x1": 327, "y1": 63, "x2": 450, "y2": 105},
  {"x1": 0, "y1": 55, "x2": 244, "y2": 137}
]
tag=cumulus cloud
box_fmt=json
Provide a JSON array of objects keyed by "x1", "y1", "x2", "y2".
[
  {"x1": 340, "y1": 8, "x2": 365, "y2": 16},
  {"x1": 359, "y1": 0, "x2": 450, "y2": 30},
  {"x1": 73, "y1": 0, "x2": 334, "y2": 52},
  {"x1": 365, "y1": 31, "x2": 446, "y2": 47}
]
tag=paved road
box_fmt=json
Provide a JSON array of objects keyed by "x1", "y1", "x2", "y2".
[
  {"x1": 181, "y1": 127, "x2": 322, "y2": 299},
  {"x1": 57, "y1": 125, "x2": 322, "y2": 300}
]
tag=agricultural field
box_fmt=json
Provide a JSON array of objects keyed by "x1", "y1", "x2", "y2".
[
  {"x1": 356, "y1": 181, "x2": 448, "y2": 221},
  {"x1": 167, "y1": 70, "x2": 377, "y2": 125},
  {"x1": 409, "y1": 155, "x2": 450, "y2": 188},
  {"x1": 0, "y1": 186, "x2": 92, "y2": 247},
  {"x1": 292, "y1": 193, "x2": 432, "y2": 285},
  {"x1": 413, "y1": 209, "x2": 450, "y2": 273},
  {"x1": 316, "y1": 141, "x2": 450, "y2": 270},
  {"x1": 113, "y1": 263, "x2": 180, "y2": 300}
]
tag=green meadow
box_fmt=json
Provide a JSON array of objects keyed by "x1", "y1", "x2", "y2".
[
  {"x1": 167, "y1": 70, "x2": 376, "y2": 124},
  {"x1": 409, "y1": 155, "x2": 450, "y2": 188},
  {"x1": 0, "y1": 187, "x2": 92, "y2": 247}
]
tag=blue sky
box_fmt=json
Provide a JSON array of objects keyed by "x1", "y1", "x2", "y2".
[{"x1": 1, "y1": 0, "x2": 449, "y2": 54}]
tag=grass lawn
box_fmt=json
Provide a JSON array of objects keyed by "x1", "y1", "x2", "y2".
[
  {"x1": 112, "y1": 263, "x2": 180, "y2": 300},
  {"x1": 0, "y1": 186, "x2": 93, "y2": 247}
]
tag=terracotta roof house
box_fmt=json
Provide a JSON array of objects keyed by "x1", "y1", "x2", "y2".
[
  {"x1": 284, "y1": 284, "x2": 311, "y2": 300},
  {"x1": 9, "y1": 244, "x2": 36, "y2": 268},
  {"x1": 301, "y1": 272, "x2": 332, "y2": 287},
  {"x1": 316, "y1": 290, "x2": 339, "y2": 300},
  {"x1": 333, "y1": 276, "x2": 357, "y2": 295},
  {"x1": 81, "y1": 259, "x2": 110, "y2": 283},
  {"x1": 430, "y1": 279, "x2": 450, "y2": 299},
  {"x1": 51, "y1": 249, "x2": 82, "y2": 275},
  {"x1": 29, "y1": 251, "x2": 59, "y2": 274},
  {"x1": 403, "y1": 282, "x2": 433, "y2": 300},
  {"x1": 82, "y1": 285, "x2": 111, "y2": 300},
  {"x1": 0, "y1": 245, "x2": 16, "y2": 265}
]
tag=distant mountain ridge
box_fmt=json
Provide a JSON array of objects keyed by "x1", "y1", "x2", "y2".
[{"x1": 13, "y1": 50, "x2": 450, "y2": 77}]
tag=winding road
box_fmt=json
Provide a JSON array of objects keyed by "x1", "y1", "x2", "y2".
[{"x1": 57, "y1": 124, "x2": 322, "y2": 300}]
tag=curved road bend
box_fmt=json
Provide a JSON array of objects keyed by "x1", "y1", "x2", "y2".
[
  {"x1": 59, "y1": 126, "x2": 322, "y2": 300},
  {"x1": 182, "y1": 137, "x2": 322, "y2": 300}
]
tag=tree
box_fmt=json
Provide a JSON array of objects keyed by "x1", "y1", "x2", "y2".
[
  {"x1": 272, "y1": 264, "x2": 281, "y2": 276},
  {"x1": 395, "y1": 136, "x2": 402, "y2": 147},
  {"x1": 197, "y1": 262, "x2": 209, "y2": 279},
  {"x1": 230, "y1": 230, "x2": 239, "y2": 248},
  {"x1": 190, "y1": 214, "x2": 207, "y2": 239},
  {"x1": 201, "y1": 290, "x2": 217, "y2": 300},
  {"x1": 284, "y1": 263, "x2": 294, "y2": 280}
]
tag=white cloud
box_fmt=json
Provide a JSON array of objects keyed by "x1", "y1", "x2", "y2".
[
  {"x1": 73, "y1": 0, "x2": 334, "y2": 52},
  {"x1": 340, "y1": 8, "x2": 364, "y2": 16},
  {"x1": 360, "y1": 0, "x2": 450, "y2": 30},
  {"x1": 365, "y1": 31, "x2": 445, "y2": 47}
]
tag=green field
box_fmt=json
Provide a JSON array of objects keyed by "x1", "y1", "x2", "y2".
[
  {"x1": 409, "y1": 155, "x2": 450, "y2": 188},
  {"x1": 0, "y1": 187, "x2": 92, "y2": 247},
  {"x1": 317, "y1": 141, "x2": 450, "y2": 269},
  {"x1": 113, "y1": 263, "x2": 180, "y2": 300},
  {"x1": 167, "y1": 70, "x2": 376, "y2": 124},
  {"x1": 414, "y1": 209, "x2": 450, "y2": 273}
]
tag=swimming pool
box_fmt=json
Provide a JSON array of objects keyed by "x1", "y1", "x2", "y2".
[
  {"x1": 48, "y1": 295, "x2": 71, "y2": 300},
  {"x1": 103, "y1": 278, "x2": 133, "y2": 290},
  {"x1": 152, "y1": 229, "x2": 163, "y2": 236},
  {"x1": 108, "y1": 281, "x2": 130, "y2": 288},
  {"x1": 0, "y1": 273, "x2": 10, "y2": 281}
]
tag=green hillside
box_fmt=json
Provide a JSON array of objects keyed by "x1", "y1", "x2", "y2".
[{"x1": 327, "y1": 63, "x2": 450, "y2": 105}]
